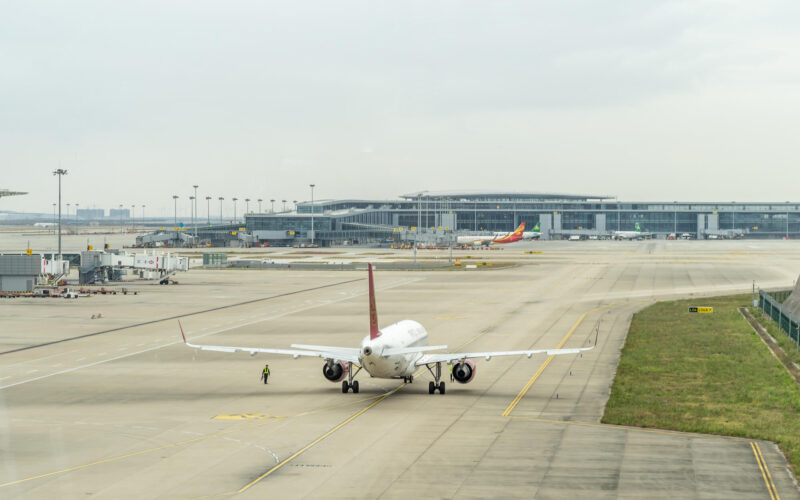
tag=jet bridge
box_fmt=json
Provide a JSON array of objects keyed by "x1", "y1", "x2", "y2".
[{"x1": 80, "y1": 250, "x2": 189, "y2": 284}]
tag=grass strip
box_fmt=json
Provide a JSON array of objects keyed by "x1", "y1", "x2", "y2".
[
  {"x1": 602, "y1": 294, "x2": 800, "y2": 478},
  {"x1": 748, "y1": 307, "x2": 800, "y2": 369}
]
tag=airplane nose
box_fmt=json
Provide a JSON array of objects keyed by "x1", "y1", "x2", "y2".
[{"x1": 362, "y1": 346, "x2": 373, "y2": 357}]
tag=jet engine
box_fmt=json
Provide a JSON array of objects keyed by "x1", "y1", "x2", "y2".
[
  {"x1": 322, "y1": 360, "x2": 349, "y2": 382},
  {"x1": 452, "y1": 359, "x2": 476, "y2": 384}
]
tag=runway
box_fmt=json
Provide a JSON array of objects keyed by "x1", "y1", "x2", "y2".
[{"x1": 1, "y1": 240, "x2": 799, "y2": 498}]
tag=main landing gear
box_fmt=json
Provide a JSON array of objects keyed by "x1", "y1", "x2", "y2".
[
  {"x1": 402, "y1": 376, "x2": 414, "y2": 383},
  {"x1": 424, "y1": 362, "x2": 446, "y2": 395},
  {"x1": 342, "y1": 362, "x2": 362, "y2": 393}
]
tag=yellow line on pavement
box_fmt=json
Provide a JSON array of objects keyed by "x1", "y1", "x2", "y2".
[
  {"x1": 751, "y1": 441, "x2": 780, "y2": 500},
  {"x1": 238, "y1": 387, "x2": 398, "y2": 493},
  {"x1": 501, "y1": 303, "x2": 613, "y2": 417},
  {"x1": 0, "y1": 420, "x2": 277, "y2": 490}
]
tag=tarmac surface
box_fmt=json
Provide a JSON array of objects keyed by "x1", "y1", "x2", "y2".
[{"x1": 2, "y1": 239, "x2": 800, "y2": 499}]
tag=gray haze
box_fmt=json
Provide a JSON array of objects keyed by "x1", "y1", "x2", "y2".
[{"x1": 3, "y1": 1, "x2": 800, "y2": 217}]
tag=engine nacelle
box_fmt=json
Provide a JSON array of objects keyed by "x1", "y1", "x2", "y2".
[
  {"x1": 452, "y1": 359, "x2": 476, "y2": 384},
  {"x1": 322, "y1": 360, "x2": 349, "y2": 382}
]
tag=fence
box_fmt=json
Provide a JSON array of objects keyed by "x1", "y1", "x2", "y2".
[{"x1": 759, "y1": 289, "x2": 800, "y2": 347}]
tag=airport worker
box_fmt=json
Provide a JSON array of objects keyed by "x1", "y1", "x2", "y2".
[
  {"x1": 450, "y1": 362, "x2": 454, "y2": 382},
  {"x1": 261, "y1": 364, "x2": 270, "y2": 384}
]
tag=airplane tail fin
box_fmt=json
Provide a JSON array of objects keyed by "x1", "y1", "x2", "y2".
[
  {"x1": 635, "y1": 222, "x2": 641, "y2": 232},
  {"x1": 513, "y1": 222, "x2": 526, "y2": 234},
  {"x1": 368, "y1": 264, "x2": 381, "y2": 339},
  {"x1": 533, "y1": 222, "x2": 540, "y2": 232}
]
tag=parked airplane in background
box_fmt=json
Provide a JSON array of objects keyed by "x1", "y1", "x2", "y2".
[
  {"x1": 614, "y1": 222, "x2": 651, "y2": 240},
  {"x1": 33, "y1": 222, "x2": 57, "y2": 228},
  {"x1": 180, "y1": 264, "x2": 597, "y2": 394},
  {"x1": 457, "y1": 222, "x2": 528, "y2": 246},
  {"x1": 524, "y1": 222, "x2": 541, "y2": 240}
]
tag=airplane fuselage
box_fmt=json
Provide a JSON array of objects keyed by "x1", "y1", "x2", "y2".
[{"x1": 359, "y1": 320, "x2": 428, "y2": 378}]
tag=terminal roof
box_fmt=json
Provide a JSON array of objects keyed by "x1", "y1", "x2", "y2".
[{"x1": 399, "y1": 190, "x2": 613, "y2": 201}]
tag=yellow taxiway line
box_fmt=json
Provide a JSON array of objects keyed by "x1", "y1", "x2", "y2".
[
  {"x1": 502, "y1": 302, "x2": 613, "y2": 417},
  {"x1": 751, "y1": 441, "x2": 780, "y2": 500}
]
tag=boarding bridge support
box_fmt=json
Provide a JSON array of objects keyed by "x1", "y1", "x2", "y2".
[{"x1": 595, "y1": 214, "x2": 606, "y2": 233}]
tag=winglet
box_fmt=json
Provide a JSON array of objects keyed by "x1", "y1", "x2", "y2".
[
  {"x1": 178, "y1": 320, "x2": 187, "y2": 344},
  {"x1": 368, "y1": 264, "x2": 381, "y2": 339}
]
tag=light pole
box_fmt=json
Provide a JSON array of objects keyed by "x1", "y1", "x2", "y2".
[
  {"x1": 190, "y1": 196, "x2": 195, "y2": 232},
  {"x1": 75, "y1": 203, "x2": 79, "y2": 222},
  {"x1": 293, "y1": 200, "x2": 298, "y2": 211},
  {"x1": 282, "y1": 199, "x2": 287, "y2": 212},
  {"x1": 53, "y1": 169, "x2": 67, "y2": 261},
  {"x1": 205, "y1": 196, "x2": 211, "y2": 225},
  {"x1": 232, "y1": 197, "x2": 238, "y2": 222},
  {"x1": 52, "y1": 203, "x2": 56, "y2": 227},
  {"x1": 193, "y1": 185, "x2": 198, "y2": 239},
  {"x1": 270, "y1": 199, "x2": 275, "y2": 212},
  {"x1": 172, "y1": 195, "x2": 179, "y2": 225},
  {"x1": 309, "y1": 184, "x2": 315, "y2": 245},
  {"x1": 66, "y1": 203, "x2": 71, "y2": 223},
  {"x1": 218, "y1": 197, "x2": 224, "y2": 223},
  {"x1": 257, "y1": 198, "x2": 263, "y2": 213},
  {"x1": 142, "y1": 204, "x2": 146, "y2": 222},
  {"x1": 131, "y1": 204, "x2": 135, "y2": 228},
  {"x1": 245, "y1": 198, "x2": 250, "y2": 214}
]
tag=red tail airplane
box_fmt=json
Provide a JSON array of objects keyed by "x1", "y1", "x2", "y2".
[{"x1": 491, "y1": 222, "x2": 526, "y2": 244}]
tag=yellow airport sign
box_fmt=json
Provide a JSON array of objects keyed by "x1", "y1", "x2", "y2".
[
  {"x1": 688, "y1": 306, "x2": 713, "y2": 313},
  {"x1": 239, "y1": 227, "x2": 245, "y2": 231},
  {"x1": 26, "y1": 248, "x2": 32, "y2": 255}
]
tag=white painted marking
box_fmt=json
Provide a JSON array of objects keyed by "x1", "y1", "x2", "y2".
[
  {"x1": 1, "y1": 349, "x2": 80, "y2": 369},
  {"x1": 0, "y1": 278, "x2": 424, "y2": 391}
]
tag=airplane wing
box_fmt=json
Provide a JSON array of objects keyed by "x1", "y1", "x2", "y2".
[
  {"x1": 415, "y1": 327, "x2": 598, "y2": 366},
  {"x1": 179, "y1": 322, "x2": 361, "y2": 363},
  {"x1": 415, "y1": 346, "x2": 591, "y2": 365}
]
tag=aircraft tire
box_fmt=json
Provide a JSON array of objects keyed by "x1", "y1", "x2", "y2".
[
  {"x1": 342, "y1": 381, "x2": 349, "y2": 393},
  {"x1": 439, "y1": 381, "x2": 446, "y2": 395},
  {"x1": 429, "y1": 381, "x2": 435, "y2": 394},
  {"x1": 352, "y1": 381, "x2": 359, "y2": 393}
]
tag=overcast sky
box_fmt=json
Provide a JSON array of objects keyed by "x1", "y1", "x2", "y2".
[{"x1": 3, "y1": 1, "x2": 800, "y2": 217}]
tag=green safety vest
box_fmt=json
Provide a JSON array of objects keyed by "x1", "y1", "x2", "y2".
[{"x1": 264, "y1": 368, "x2": 270, "y2": 374}]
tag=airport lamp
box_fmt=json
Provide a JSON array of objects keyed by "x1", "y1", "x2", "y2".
[{"x1": 52, "y1": 169, "x2": 68, "y2": 262}]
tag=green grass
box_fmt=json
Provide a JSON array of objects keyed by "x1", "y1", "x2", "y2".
[
  {"x1": 749, "y1": 306, "x2": 800, "y2": 369},
  {"x1": 602, "y1": 294, "x2": 800, "y2": 478}
]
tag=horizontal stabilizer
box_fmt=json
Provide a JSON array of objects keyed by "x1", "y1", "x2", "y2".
[
  {"x1": 382, "y1": 345, "x2": 448, "y2": 356},
  {"x1": 290, "y1": 344, "x2": 361, "y2": 355}
]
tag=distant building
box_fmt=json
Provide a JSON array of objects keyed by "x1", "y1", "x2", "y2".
[
  {"x1": 77, "y1": 208, "x2": 104, "y2": 219},
  {"x1": 109, "y1": 209, "x2": 130, "y2": 219},
  {"x1": 244, "y1": 191, "x2": 800, "y2": 244}
]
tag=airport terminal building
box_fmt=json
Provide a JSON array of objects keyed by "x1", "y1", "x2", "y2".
[{"x1": 243, "y1": 191, "x2": 800, "y2": 245}]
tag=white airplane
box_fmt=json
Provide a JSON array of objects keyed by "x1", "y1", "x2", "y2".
[
  {"x1": 179, "y1": 264, "x2": 597, "y2": 394},
  {"x1": 613, "y1": 222, "x2": 651, "y2": 240},
  {"x1": 33, "y1": 222, "x2": 57, "y2": 228}
]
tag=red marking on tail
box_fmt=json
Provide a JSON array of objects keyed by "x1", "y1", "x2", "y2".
[
  {"x1": 178, "y1": 320, "x2": 187, "y2": 343},
  {"x1": 368, "y1": 264, "x2": 381, "y2": 339}
]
